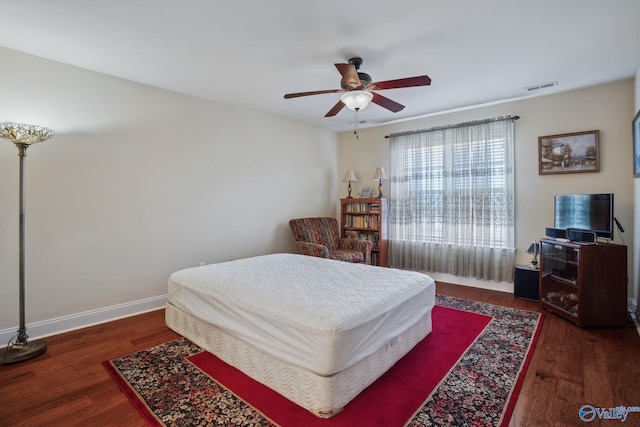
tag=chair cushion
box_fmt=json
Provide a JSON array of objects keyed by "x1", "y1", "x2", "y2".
[
  {"x1": 296, "y1": 242, "x2": 330, "y2": 258},
  {"x1": 329, "y1": 249, "x2": 365, "y2": 263}
]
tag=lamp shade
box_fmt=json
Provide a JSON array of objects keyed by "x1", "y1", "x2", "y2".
[
  {"x1": 342, "y1": 169, "x2": 357, "y2": 182},
  {"x1": 0, "y1": 122, "x2": 54, "y2": 145},
  {"x1": 340, "y1": 90, "x2": 373, "y2": 111},
  {"x1": 372, "y1": 167, "x2": 388, "y2": 181}
]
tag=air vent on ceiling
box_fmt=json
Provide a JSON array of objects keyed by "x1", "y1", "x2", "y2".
[{"x1": 524, "y1": 81, "x2": 558, "y2": 92}]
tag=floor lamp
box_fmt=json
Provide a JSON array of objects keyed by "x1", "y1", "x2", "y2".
[{"x1": 0, "y1": 122, "x2": 54, "y2": 364}]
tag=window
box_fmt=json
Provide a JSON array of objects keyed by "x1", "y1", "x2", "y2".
[{"x1": 388, "y1": 116, "x2": 516, "y2": 282}]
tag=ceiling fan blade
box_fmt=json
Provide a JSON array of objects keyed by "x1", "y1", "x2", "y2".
[
  {"x1": 324, "y1": 100, "x2": 346, "y2": 117},
  {"x1": 369, "y1": 75, "x2": 431, "y2": 91},
  {"x1": 371, "y1": 92, "x2": 405, "y2": 113},
  {"x1": 284, "y1": 89, "x2": 343, "y2": 99},
  {"x1": 335, "y1": 63, "x2": 361, "y2": 88}
]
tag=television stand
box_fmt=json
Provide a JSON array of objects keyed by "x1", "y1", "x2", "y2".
[{"x1": 539, "y1": 238, "x2": 627, "y2": 328}]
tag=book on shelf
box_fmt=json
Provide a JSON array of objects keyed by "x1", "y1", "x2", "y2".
[
  {"x1": 344, "y1": 201, "x2": 381, "y2": 213},
  {"x1": 343, "y1": 214, "x2": 379, "y2": 229},
  {"x1": 371, "y1": 252, "x2": 378, "y2": 265}
]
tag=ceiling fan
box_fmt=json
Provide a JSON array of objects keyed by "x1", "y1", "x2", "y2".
[{"x1": 283, "y1": 57, "x2": 431, "y2": 117}]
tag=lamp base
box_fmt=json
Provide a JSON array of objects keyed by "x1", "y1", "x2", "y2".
[{"x1": 0, "y1": 339, "x2": 47, "y2": 364}]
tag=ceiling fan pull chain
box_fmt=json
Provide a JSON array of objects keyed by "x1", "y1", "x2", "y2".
[{"x1": 354, "y1": 109, "x2": 359, "y2": 139}]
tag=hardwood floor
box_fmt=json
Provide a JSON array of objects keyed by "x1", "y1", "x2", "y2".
[
  {"x1": 436, "y1": 283, "x2": 640, "y2": 427},
  {"x1": 0, "y1": 309, "x2": 180, "y2": 427},
  {"x1": 1, "y1": 282, "x2": 639, "y2": 426}
]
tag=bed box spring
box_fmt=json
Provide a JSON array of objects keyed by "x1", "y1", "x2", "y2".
[
  {"x1": 167, "y1": 254, "x2": 435, "y2": 377},
  {"x1": 165, "y1": 301, "x2": 433, "y2": 418}
]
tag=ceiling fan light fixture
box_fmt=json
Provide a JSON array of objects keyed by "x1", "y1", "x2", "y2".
[{"x1": 340, "y1": 90, "x2": 373, "y2": 111}]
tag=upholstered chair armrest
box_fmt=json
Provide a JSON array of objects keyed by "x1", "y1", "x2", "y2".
[
  {"x1": 339, "y1": 239, "x2": 373, "y2": 264},
  {"x1": 296, "y1": 241, "x2": 330, "y2": 258}
]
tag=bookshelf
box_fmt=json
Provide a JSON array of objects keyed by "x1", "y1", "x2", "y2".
[{"x1": 340, "y1": 198, "x2": 388, "y2": 267}]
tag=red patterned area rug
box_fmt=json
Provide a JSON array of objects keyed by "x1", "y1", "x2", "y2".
[{"x1": 103, "y1": 295, "x2": 543, "y2": 426}]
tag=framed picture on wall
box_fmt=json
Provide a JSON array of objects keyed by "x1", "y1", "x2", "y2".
[
  {"x1": 538, "y1": 130, "x2": 599, "y2": 175},
  {"x1": 634, "y1": 110, "x2": 640, "y2": 177}
]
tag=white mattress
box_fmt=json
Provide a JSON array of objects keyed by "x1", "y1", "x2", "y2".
[{"x1": 168, "y1": 253, "x2": 435, "y2": 376}]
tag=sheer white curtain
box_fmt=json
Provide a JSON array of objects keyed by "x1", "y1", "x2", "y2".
[{"x1": 388, "y1": 116, "x2": 516, "y2": 282}]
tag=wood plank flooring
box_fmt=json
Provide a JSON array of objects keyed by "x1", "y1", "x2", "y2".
[{"x1": 1, "y1": 282, "x2": 639, "y2": 427}]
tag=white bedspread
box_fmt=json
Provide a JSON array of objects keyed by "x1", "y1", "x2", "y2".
[{"x1": 168, "y1": 253, "x2": 435, "y2": 376}]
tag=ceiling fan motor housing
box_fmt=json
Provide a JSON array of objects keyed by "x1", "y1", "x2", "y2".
[
  {"x1": 341, "y1": 72, "x2": 372, "y2": 90},
  {"x1": 348, "y1": 57, "x2": 364, "y2": 69}
]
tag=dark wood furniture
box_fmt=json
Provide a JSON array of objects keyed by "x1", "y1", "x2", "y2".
[
  {"x1": 340, "y1": 198, "x2": 388, "y2": 267},
  {"x1": 539, "y1": 238, "x2": 627, "y2": 328},
  {"x1": 514, "y1": 265, "x2": 540, "y2": 301}
]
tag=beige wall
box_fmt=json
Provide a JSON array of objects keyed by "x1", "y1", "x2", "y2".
[
  {"x1": 1, "y1": 45, "x2": 636, "y2": 338},
  {"x1": 0, "y1": 47, "x2": 338, "y2": 332},
  {"x1": 338, "y1": 79, "x2": 635, "y2": 294}
]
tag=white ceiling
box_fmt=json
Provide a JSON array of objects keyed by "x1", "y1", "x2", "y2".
[{"x1": 1, "y1": 0, "x2": 639, "y2": 132}]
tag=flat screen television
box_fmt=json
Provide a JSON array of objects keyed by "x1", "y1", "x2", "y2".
[{"x1": 554, "y1": 193, "x2": 614, "y2": 240}]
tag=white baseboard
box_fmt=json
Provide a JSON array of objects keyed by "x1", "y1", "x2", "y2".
[
  {"x1": 429, "y1": 272, "x2": 514, "y2": 294},
  {"x1": 0, "y1": 275, "x2": 514, "y2": 349},
  {"x1": 0, "y1": 294, "x2": 167, "y2": 349}
]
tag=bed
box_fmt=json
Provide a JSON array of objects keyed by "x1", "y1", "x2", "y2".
[{"x1": 165, "y1": 253, "x2": 435, "y2": 418}]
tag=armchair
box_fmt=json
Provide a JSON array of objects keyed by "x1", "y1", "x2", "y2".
[{"x1": 289, "y1": 217, "x2": 372, "y2": 264}]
